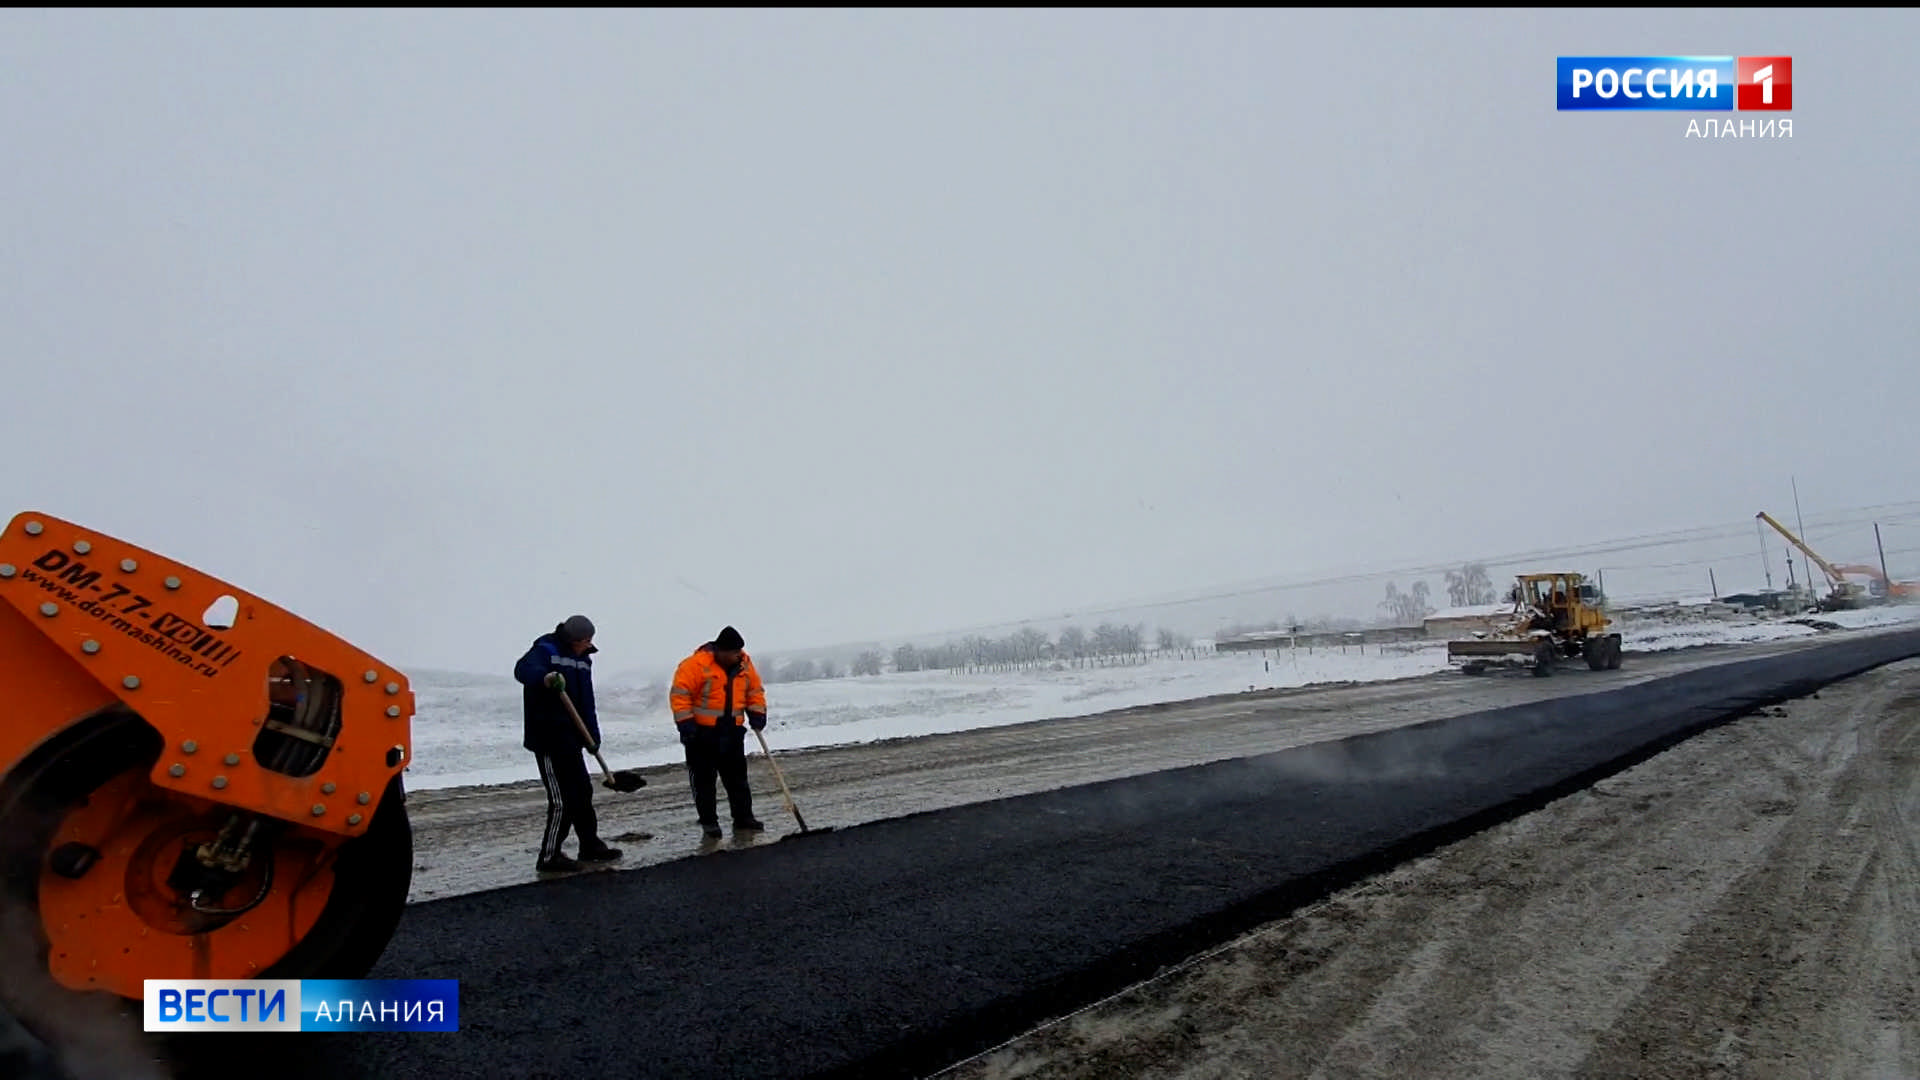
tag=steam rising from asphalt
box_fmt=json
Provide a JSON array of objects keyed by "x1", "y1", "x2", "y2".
[
  {"x1": 0, "y1": 828, "x2": 173, "y2": 1080},
  {"x1": 1256, "y1": 733, "x2": 1460, "y2": 785},
  {"x1": 1038, "y1": 728, "x2": 1470, "y2": 835}
]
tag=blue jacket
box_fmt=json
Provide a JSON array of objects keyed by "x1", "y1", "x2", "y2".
[{"x1": 514, "y1": 632, "x2": 600, "y2": 754}]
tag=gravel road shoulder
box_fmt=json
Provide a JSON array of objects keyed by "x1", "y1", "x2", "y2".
[{"x1": 937, "y1": 657, "x2": 1920, "y2": 1080}]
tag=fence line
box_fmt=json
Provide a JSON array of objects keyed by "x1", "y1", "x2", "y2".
[{"x1": 941, "y1": 645, "x2": 1221, "y2": 677}]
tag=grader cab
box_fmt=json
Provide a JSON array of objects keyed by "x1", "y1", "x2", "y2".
[{"x1": 1446, "y1": 571, "x2": 1623, "y2": 676}]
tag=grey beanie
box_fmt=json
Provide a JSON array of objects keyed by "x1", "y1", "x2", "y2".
[{"x1": 560, "y1": 615, "x2": 596, "y2": 641}]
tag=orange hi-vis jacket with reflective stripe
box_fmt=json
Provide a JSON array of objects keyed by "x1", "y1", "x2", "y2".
[{"x1": 670, "y1": 645, "x2": 767, "y2": 727}]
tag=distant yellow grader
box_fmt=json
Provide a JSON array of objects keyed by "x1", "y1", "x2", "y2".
[{"x1": 1447, "y1": 571, "x2": 1623, "y2": 676}]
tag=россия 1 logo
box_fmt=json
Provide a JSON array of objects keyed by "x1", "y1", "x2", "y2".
[
  {"x1": 1734, "y1": 56, "x2": 1791, "y2": 110},
  {"x1": 1556, "y1": 55, "x2": 1792, "y2": 138}
]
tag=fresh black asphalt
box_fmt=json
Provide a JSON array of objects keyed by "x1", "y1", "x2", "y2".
[{"x1": 124, "y1": 628, "x2": 1920, "y2": 1078}]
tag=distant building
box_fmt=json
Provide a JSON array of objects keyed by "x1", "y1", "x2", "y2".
[
  {"x1": 1713, "y1": 587, "x2": 1815, "y2": 614},
  {"x1": 1421, "y1": 602, "x2": 1513, "y2": 639}
]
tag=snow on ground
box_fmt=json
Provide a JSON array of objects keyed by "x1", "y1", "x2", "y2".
[
  {"x1": 1615, "y1": 600, "x2": 1920, "y2": 651},
  {"x1": 397, "y1": 604, "x2": 1920, "y2": 792},
  {"x1": 403, "y1": 645, "x2": 1446, "y2": 791}
]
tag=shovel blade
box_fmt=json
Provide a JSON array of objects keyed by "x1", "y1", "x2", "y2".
[{"x1": 604, "y1": 771, "x2": 648, "y2": 793}]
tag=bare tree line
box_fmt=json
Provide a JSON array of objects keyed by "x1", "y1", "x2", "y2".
[
  {"x1": 760, "y1": 622, "x2": 1198, "y2": 683},
  {"x1": 1380, "y1": 562, "x2": 1499, "y2": 624},
  {"x1": 1191, "y1": 562, "x2": 1505, "y2": 641},
  {"x1": 757, "y1": 562, "x2": 1500, "y2": 683},
  {"x1": 1444, "y1": 562, "x2": 1498, "y2": 607}
]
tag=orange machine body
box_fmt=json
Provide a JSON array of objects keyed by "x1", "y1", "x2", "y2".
[{"x1": 0, "y1": 510, "x2": 416, "y2": 999}]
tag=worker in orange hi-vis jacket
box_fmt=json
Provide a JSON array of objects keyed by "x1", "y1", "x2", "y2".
[{"x1": 668, "y1": 626, "x2": 767, "y2": 839}]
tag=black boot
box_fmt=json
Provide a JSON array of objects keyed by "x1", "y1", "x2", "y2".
[{"x1": 578, "y1": 841, "x2": 622, "y2": 863}]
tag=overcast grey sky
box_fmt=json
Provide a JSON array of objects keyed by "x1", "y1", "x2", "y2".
[{"x1": 3, "y1": 8, "x2": 1914, "y2": 675}]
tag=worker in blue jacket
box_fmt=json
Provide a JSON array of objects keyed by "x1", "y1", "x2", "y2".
[{"x1": 514, "y1": 615, "x2": 621, "y2": 874}]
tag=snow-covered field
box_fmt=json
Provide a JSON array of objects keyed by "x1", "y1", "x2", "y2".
[{"x1": 399, "y1": 604, "x2": 1920, "y2": 791}]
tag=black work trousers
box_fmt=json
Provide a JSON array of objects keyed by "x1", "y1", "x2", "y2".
[
  {"x1": 535, "y1": 748, "x2": 600, "y2": 862},
  {"x1": 683, "y1": 723, "x2": 755, "y2": 826}
]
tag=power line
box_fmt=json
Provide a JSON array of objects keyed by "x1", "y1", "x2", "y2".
[
  {"x1": 853, "y1": 500, "x2": 1920, "y2": 645},
  {"x1": 1599, "y1": 534, "x2": 1920, "y2": 575},
  {"x1": 1597, "y1": 549, "x2": 1773, "y2": 573}
]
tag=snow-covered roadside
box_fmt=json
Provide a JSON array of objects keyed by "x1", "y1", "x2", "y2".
[
  {"x1": 402, "y1": 644, "x2": 1452, "y2": 791},
  {"x1": 1616, "y1": 601, "x2": 1920, "y2": 652},
  {"x1": 398, "y1": 604, "x2": 1920, "y2": 791}
]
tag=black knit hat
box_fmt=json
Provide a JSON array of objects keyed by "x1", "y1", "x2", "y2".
[
  {"x1": 559, "y1": 615, "x2": 595, "y2": 642},
  {"x1": 714, "y1": 625, "x2": 745, "y2": 650}
]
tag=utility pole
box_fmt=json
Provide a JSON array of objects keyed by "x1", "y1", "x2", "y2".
[
  {"x1": 1792, "y1": 476, "x2": 1807, "y2": 546},
  {"x1": 1709, "y1": 568, "x2": 1718, "y2": 598},
  {"x1": 1877, "y1": 522, "x2": 1891, "y2": 587},
  {"x1": 1791, "y1": 478, "x2": 1812, "y2": 604}
]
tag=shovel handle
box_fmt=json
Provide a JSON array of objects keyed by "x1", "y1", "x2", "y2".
[
  {"x1": 554, "y1": 686, "x2": 616, "y2": 784},
  {"x1": 753, "y1": 728, "x2": 806, "y2": 829}
]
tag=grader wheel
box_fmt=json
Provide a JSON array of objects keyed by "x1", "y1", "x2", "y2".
[{"x1": 1581, "y1": 635, "x2": 1625, "y2": 671}]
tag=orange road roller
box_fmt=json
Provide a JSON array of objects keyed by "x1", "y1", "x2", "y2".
[{"x1": 0, "y1": 510, "x2": 414, "y2": 1023}]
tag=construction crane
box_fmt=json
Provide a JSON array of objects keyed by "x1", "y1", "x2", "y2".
[
  {"x1": 1755, "y1": 511, "x2": 1871, "y2": 609},
  {"x1": 1829, "y1": 562, "x2": 1920, "y2": 601}
]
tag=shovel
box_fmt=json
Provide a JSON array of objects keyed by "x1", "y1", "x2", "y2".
[
  {"x1": 554, "y1": 686, "x2": 648, "y2": 793},
  {"x1": 753, "y1": 727, "x2": 832, "y2": 836}
]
